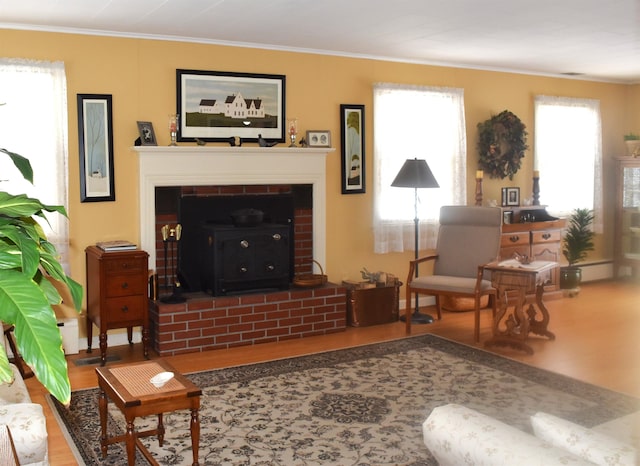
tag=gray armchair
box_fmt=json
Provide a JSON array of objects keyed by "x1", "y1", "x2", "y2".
[{"x1": 404, "y1": 205, "x2": 502, "y2": 341}]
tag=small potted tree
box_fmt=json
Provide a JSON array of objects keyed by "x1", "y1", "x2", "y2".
[{"x1": 560, "y1": 208, "x2": 595, "y2": 296}]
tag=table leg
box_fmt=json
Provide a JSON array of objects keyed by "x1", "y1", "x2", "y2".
[
  {"x1": 485, "y1": 286, "x2": 534, "y2": 354},
  {"x1": 99, "y1": 332, "x2": 108, "y2": 366},
  {"x1": 125, "y1": 415, "x2": 136, "y2": 466},
  {"x1": 127, "y1": 327, "x2": 133, "y2": 345},
  {"x1": 142, "y1": 326, "x2": 150, "y2": 360},
  {"x1": 190, "y1": 408, "x2": 200, "y2": 466},
  {"x1": 157, "y1": 413, "x2": 164, "y2": 446},
  {"x1": 86, "y1": 318, "x2": 93, "y2": 353},
  {"x1": 99, "y1": 388, "x2": 108, "y2": 458},
  {"x1": 526, "y1": 283, "x2": 556, "y2": 340}
]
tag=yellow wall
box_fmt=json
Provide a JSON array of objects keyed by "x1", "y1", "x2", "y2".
[{"x1": 2, "y1": 29, "x2": 637, "y2": 306}]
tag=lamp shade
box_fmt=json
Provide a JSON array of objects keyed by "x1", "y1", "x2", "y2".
[{"x1": 391, "y1": 158, "x2": 439, "y2": 188}]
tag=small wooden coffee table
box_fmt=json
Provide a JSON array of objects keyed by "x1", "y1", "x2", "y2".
[{"x1": 95, "y1": 359, "x2": 202, "y2": 466}]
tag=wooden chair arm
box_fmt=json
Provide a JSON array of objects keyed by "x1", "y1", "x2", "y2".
[{"x1": 407, "y1": 253, "x2": 439, "y2": 283}]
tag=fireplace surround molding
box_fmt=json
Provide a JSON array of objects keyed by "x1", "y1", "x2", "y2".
[{"x1": 133, "y1": 146, "x2": 333, "y2": 276}]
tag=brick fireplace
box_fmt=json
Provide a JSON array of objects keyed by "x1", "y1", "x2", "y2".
[{"x1": 134, "y1": 146, "x2": 345, "y2": 355}]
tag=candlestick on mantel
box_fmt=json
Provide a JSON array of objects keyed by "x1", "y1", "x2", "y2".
[
  {"x1": 475, "y1": 177, "x2": 483, "y2": 206},
  {"x1": 533, "y1": 172, "x2": 540, "y2": 205},
  {"x1": 476, "y1": 170, "x2": 484, "y2": 180}
]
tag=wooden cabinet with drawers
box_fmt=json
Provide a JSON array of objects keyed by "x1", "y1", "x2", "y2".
[
  {"x1": 85, "y1": 246, "x2": 149, "y2": 365},
  {"x1": 499, "y1": 212, "x2": 565, "y2": 293}
]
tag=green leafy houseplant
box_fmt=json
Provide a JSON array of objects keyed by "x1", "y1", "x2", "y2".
[
  {"x1": 560, "y1": 208, "x2": 595, "y2": 293},
  {"x1": 562, "y1": 208, "x2": 595, "y2": 266},
  {"x1": 0, "y1": 147, "x2": 82, "y2": 405},
  {"x1": 624, "y1": 133, "x2": 640, "y2": 141}
]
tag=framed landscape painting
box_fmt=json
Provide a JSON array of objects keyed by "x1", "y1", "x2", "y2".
[{"x1": 176, "y1": 69, "x2": 286, "y2": 143}]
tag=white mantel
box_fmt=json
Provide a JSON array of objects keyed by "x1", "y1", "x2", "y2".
[{"x1": 133, "y1": 146, "x2": 333, "y2": 272}]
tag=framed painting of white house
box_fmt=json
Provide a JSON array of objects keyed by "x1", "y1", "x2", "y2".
[{"x1": 176, "y1": 69, "x2": 286, "y2": 143}]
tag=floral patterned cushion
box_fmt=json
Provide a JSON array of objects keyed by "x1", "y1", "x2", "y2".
[
  {"x1": 0, "y1": 364, "x2": 31, "y2": 405},
  {"x1": 0, "y1": 404, "x2": 48, "y2": 465},
  {"x1": 423, "y1": 404, "x2": 592, "y2": 465},
  {"x1": 531, "y1": 412, "x2": 637, "y2": 466}
]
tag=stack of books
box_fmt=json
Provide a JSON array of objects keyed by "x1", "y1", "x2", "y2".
[{"x1": 96, "y1": 240, "x2": 137, "y2": 252}]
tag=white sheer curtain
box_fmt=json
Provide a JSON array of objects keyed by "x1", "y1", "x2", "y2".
[
  {"x1": 373, "y1": 83, "x2": 467, "y2": 254},
  {"x1": 0, "y1": 58, "x2": 70, "y2": 269},
  {"x1": 534, "y1": 95, "x2": 603, "y2": 233}
]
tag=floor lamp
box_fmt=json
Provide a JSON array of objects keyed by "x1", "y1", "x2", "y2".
[{"x1": 391, "y1": 158, "x2": 439, "y2": 324}]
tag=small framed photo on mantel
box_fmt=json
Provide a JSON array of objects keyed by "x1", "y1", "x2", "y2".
[
  {"x1": 136, "y1": 121, "x2": 157, "y2": 146},
  {"x1": 306, "y1": 130, "x2": 331, "y2": 148}
]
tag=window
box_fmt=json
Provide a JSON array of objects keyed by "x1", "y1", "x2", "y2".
[
  {"x1": 373, "y1": 83, "x2": 467, "y2": 253},
  {"x1": 534, "y1": 95, "x2": 602, "y2": 232},
  {"x1": 0, "y1": 58, "x2": 70, "y2": 268}
]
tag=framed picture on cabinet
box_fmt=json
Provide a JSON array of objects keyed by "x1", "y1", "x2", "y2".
[
  {"x1": 176, "y1": 69, "x2": 286, "y2": 143},
  {"x1": 77, "y1": 94, "x2": 115, "y2": 202},
  {"x1": 340, "y1": 104, "x2": 365, "y2": 194},
  {"x1": 502, "y1": 187, "x2": 520, "y2": 207}
]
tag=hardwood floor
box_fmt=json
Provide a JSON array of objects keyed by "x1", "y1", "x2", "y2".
[{"x1": 25, "y1": 279, "x2": 639, "y2": 465}]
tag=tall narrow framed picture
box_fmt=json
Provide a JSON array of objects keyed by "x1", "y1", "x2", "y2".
[
  {"x1": 77, "y1": 94, "x2": 115, "y2": 202},
  {"x1": 340, "y1": 104, "x2": 365, "y2": 194},
  {"x1": 176, "y1": 69, "x2": 286, "y2": 143}
]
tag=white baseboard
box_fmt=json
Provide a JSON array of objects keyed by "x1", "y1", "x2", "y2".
[{"x1": 579, "y1": 261, "x2": 614, "y2": 282}]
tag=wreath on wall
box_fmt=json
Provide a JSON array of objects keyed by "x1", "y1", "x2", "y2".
[{"x1": 477, "y1": 110, "x2": 529, "y2": 180}]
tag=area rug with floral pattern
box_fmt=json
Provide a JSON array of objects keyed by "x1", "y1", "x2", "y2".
[{"x1": 48, "y1": 334, "x2": 640, "y2": 465}]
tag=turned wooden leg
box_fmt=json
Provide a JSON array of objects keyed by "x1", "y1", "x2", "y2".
[
  {"x1": 99, "y1": 332, "x2": 108, "y2": 366},
  {"x1": 86, "y1": 318, "x2": 93, "y2": 353},
  {"x1": 142, "y1": 326, "x2": 149, "y2": 360},
  {"x1": 99, "y1": 389, "x2": 108, "y2": 458},
  {"x1": 157, "y1": 413, "x2": 164, "y2": 446},
  {"x1": 125, "y1": 416, "x2": 136, "y2": 466},
  {"x1": 190, "y1": 408, "x2": 200, "y2": 466}
]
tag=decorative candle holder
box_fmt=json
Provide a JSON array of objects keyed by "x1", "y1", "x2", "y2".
[
  {"x1": 288, "y1": 118, "x2": 298, "y2": 147},
  {"x1": 475, "y1": 170, "x2": 483, "y2": 206},
  {"x1": 169, "y1": 114, "x2": 179, "y2": 146},
  {"x1": 533, "y1": 173, "x2": 540, "y2": 205}
]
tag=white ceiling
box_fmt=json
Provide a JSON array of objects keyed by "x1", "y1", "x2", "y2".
[{"x1": 1, "y1": 0, "x2": 639, "y2": 84}]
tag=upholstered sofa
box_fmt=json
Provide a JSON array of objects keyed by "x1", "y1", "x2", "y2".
[
  {"x1": 0, "y1": 364, "x2": 48, "y2": 465},
  {"x1": 423, "y1": 403, "x2": 638, "y2": 466}
]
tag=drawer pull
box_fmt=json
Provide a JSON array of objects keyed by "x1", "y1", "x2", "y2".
[
  {"x1": 272, "y1": 233, "x2": 281, "y2": 240},
  {"x1": 240, "y1": 240, "x2": 249, "y2": 248},
  {"x1": 121, "y1": 306, "x2": 129, "y2": 313},
  {"x1": 509, "y1": 235, "x2": 520, "y2": 243},
  {"x1": 121, "y1": 282, "x2": 129, "y2": 289},
  {"x1": 240, "y1": 266, "x2": 248, "y2": 273},
  {"x1": 542, "y1": 233, "x2": 551, "y2": 240}
]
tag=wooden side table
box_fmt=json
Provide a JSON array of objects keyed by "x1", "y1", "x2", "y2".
[
  {"x1": 483, "y1": 260, "x2": 557, "y2": 354},
  {"x1": 96, "y1": 359, "x2": 202, "y2": 466},
  {"x1": 86, "y1": 246, "x2": 150, "y2": 365}
]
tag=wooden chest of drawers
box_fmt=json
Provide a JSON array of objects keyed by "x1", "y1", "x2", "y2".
[
  {"x1": 85, "y1": 246, "x2": 149, "y2": 365},
  {"x1": 500, "y1": 220, "x2": 564, "y2": 293}
]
